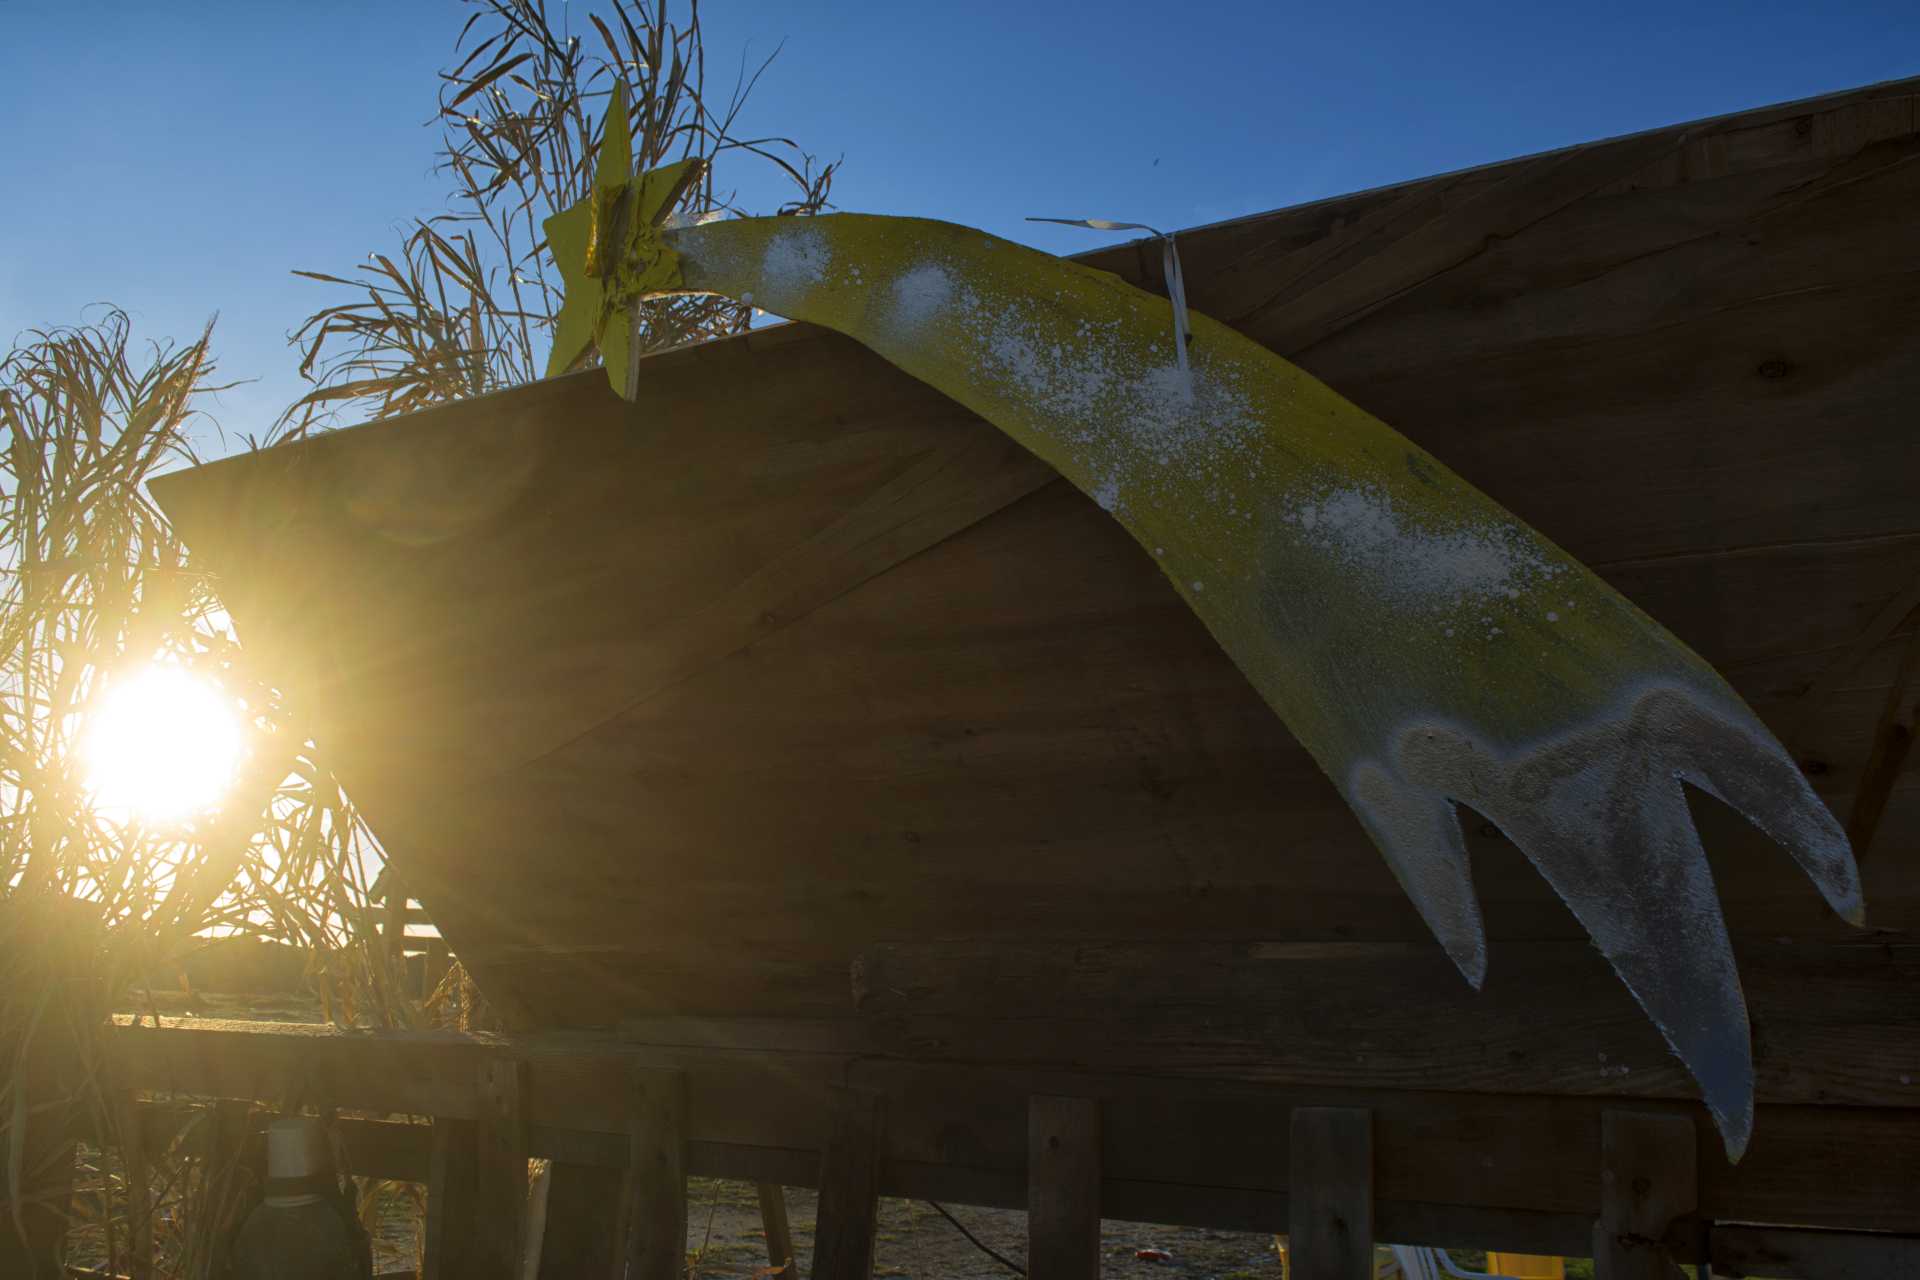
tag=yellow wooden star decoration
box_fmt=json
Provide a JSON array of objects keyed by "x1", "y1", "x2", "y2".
[{"x1": 543, "y1": 83, "x2": 705, "y2": 398}]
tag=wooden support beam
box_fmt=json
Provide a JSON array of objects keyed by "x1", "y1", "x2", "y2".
[
  {"x1": 757, "y1": 1183, "x2": 795, "y2": 1273},
  {"x1": 199, "y1": 1100, "x2": 255, "y2": 1280},
  {"x1": 423, "y1": 1117, "x2": 479, "y2": 1280},
  {"x1": 474, "y1": 1060, "x2": 530, "y2": 1280},
  {"x1": 1593, "y1": 1110, "x2": 1696, "y2": 1280},
  {"x1": 812, "y1": 1087, "x2": 887, "y2": 1280},
  {"x1": 0, "y1": 1031, "x2": 80, "y2": 1280},
  {"x1": 1028, "y1": 1095, "x2": 1102, "y2": 1280},
  {"x1": 534, "y1": 1162, "x2": 623, "y2": 1279},
  {"x1": 1288, "y1": 1107, "x2": 1372, "y2": 1280},
  {"x1": 617, "y1": 1067, "x2": 688, "y2": 1280},
  {"x1": 1711, "y1": 1224, "x2": 1920, "y2": 1278},
  {"x1": 119, "y1": 1091, "x2": 154, "y2": 1280}
]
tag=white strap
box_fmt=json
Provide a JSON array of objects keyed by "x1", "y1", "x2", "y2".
[{"x1": 1028, "y1": 217, "x2": 1192, "y2": 392}]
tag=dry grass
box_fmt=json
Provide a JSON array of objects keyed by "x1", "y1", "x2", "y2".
[{"x1": 1, "y1": 1, "x2": 834, "y2": 1272}]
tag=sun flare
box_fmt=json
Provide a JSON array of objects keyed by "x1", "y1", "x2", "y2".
[{"x1": 83, "y1": 665, "x2": 244, "y2": 823}]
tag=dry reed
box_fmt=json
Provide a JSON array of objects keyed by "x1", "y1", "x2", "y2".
[{"x1": 2, "y1": 0, "x2": 832, "y2": 1272}]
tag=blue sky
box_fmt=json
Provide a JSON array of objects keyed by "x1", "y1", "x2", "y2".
[{"x1": 3, "y1": 0, "x2": 1916, "y2": 446}]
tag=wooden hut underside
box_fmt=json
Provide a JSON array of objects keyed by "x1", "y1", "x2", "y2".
[{"x1": 144, "y1": 77, "x2": 1920, "y2": 1252}]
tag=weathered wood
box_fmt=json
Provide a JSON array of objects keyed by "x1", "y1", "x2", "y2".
[
  {"x1": 422, "y1": 1116, "x2": 479, "y2": 1280},
  {"x1": 147, "y1": 78, "x2": 1920, "y2": 1048},
  {"x1": 196, "y1": 1100, "x2": 255, "y2": 1280},
  {"x1": 757, "y1": 1183, "x2": 795, "y2": 1273},
  {"x1": 473, "y1": 1060, "x2": 530, "y2": 1280},
  {"x1": 525, "y1": 1161, "x2": 619, "y2": 1278},
  {"x1": 1288, "y1": 1108, "x2": 1373, "y2": 1280},
  {"x1": 100, "y1": 1017, "x2": 1920, "y2": 1240},
  {"x1": 812, "y1": 1088, "x2": 886, "y2": 1280},
  {"x1": 118, "y1": 1091, "x2": 153, "y2": 1280},
  {"x1": 617, "y1": 1067, "x2": 687, "y2": 1280},
  {"x1": 532, "y1": 1161, "x2": 623, "y2": 1278},
  {"x1": 0, "y1": 991, "x2": 82, "y2": 1280},
  {"x1": 1711, "y1": 1224, "x2": 1920, "y2": 1278},
  {"x1": 1027, "y1": 1096, "x2": 1101, "y2": 1280},
  {"x1": 1593, "y1": 1110, "x2": 1697, "y2": 1280},
  {"x1": 854, "y1": 938, "x2": 1920, "y2": 1107}
]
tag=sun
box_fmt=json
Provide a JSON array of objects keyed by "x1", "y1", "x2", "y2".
[{"x1": 83, "y1": 664, "x2": 245, "y2": 823}]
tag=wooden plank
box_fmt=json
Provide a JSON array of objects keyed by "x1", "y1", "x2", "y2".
[
  {"x1": 422, "y1": 1117, "x2": 478, "y2": 1280},
  {"x1": 0, "y1": 998, "x2": 81, "y2": 1280},
  {"x1": 198, "y1": 1100, "x2": 254, "y2": 1280},
  {"x1": 1288, "y1": 1108, "x2": 1372, "y2": 1280},
  {"x1": 617, "y1": 1068, "x2": 687, "y2": 1280},
  {"x1": 143, "y1": 77, "x2": 1920, "y2": 1054},
  {"x1": 1027, "y1": 1096, "x2": 1101, "y2": 1280},
  {"x1": 1593, "y1": 1110, "x2": 1697, "y2": 1280},
  {"x1": 812, "y1": 1088, "x2": 886, "y2": 1280},
  {"x1": 1711, "y1": 1224, "x2": 1920, "y2": 1278},
  {"x1": 757, "y1": 1183, "x2": 795, "y2": 1273},
  {"x1": 534, "y1": 1161, "x2": 622, "y2": 1278},
  {"x1": 853, "y1": 938, "x2": 1920, "y2": 1108},
  {"x1": 101, "y1": 1017, "x2": 1920, "y2": 1237},
  {"x1": 473, "y1": 1060, "x2": 529, "y2": 1280},
  {"x1": 118, "y1": 1091, "x2": 153, "y2": 1280}
]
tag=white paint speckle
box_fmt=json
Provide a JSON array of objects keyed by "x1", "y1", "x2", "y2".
[
  {"x1": 761, "y1": 228, "x2": 830, "y2": 298},
  {"x1": 1284, "y1": 482, "x2": 1561, "y2": 620}
]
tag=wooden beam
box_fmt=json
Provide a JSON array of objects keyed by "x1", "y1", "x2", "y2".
[
  {"x1": 473, "y1": 1060, "x2": 530, "y2": 1280},
  {"x1": 99, "y1": 1018, "x2": 1920, "y2": 1244},
  {"x1": 534, "y1": 1162, "x2": 622, "y2": 1279},
  {"x1": 1711, "y1": 1224, "x2": 1920, "y2": 1278},
  {"x1": 812, "y1": 1087, "x2": 887, "y2": 1280},
  {"x1": 757, "y1": 1183, "x2": 795, "y2": 1273},
  {"x1": 422, "y1": 1117, "x2": 478, "y2": 1280},
  {"x1": 1027, "y1": 1096, "x2": 1101, "y2": 1280},
  {"x1": 118, "y1": 1091, "x2": 153, "y2": 1280},
  {"x1": 617, "y1": 1068, "x2": 687, "y2": 1280},
  {"x1": 1288, "y1": 1107, "x2": 1373, "y2": 1280},
  {"x1": 1593, "y1": 1110, "x2": 1697, "y2": 1280}
]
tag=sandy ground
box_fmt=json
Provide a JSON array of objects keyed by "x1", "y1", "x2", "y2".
[{"x1": 363, "y1": 1176, "x2": 1290, "y2": 1278}]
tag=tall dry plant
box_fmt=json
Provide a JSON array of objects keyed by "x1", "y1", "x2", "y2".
[
  {"x1": 2, "y1": 2, "x2": 836, "y2": 1271},
  {"x1": 279, "y1": 0, "x2": 835, "y2": 437}
]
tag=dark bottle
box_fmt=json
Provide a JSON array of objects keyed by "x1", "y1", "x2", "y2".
[{"x1": 228, "y1": 1118, "x2": 372, "y2": 1280}]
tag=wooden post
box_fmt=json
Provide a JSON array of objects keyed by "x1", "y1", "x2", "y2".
[
  {"x1": 474, "y1": 1059, "x2": 530, "y2": 1280},
  {"x1": 120, "y1": 1090, "x2": 154, "y2": 1280},
  {"x1": 1593, "y1": 1109, "x2": 1696, "y2": 1280},
  {"x1": 0, "y1": 1009, "x2": 81, "y2": 1280},
  {"x1": 617, "y1": 1067, "x2": 688, "y2": 1280},
  {"x1": 424, "y1": 1116, "x2": 479, "y2": 1280},
  {"x1": 199, "y1": 1100, "x2": 255, "y2": 1280},
  {"x1": 757, "y1": 1183, "x2": 796, "y2": 1273},
  {"x1": 1028, "y1": 1095, "x2": 1102, "y2": 1280},
  {"x1": 1288, "y1": 1107, "x2": 1372, "y2": 1280},
  {"x1": 811, "y1": 1087, "x2": 886, "y2": 1280},
  {"x1": 534, "y1": 1162, "x2": 623, "y2": 1279}
]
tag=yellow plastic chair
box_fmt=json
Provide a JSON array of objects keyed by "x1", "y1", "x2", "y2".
[{"x1": 1486, "y1": 1254, "x2": 1564, "y2": 1279}]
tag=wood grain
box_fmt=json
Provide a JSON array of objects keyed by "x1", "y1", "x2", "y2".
[
  {"x1": 618, "y1": 1067, "x2": 687, "y2": 1280},
  {"x1": 143, "y1": 79, "x2": 1920, "y2": 1195},
  {"x1": 1288, "y1": 1108, "x2": 1373, "y2": 1280},
  {"x1": 1027, "y1": 1096, "x2": 1101, "y2": 1280},
  {"x1": 1593, "y1": 1110, "x2": 1697, "y2": 1280},
  {"x1": 474, "y1": 1059, "x2": 529, "y2": 1280},
  {"x1": 423, "y1": 1117, "x2": 479, "y2": 1280},
  {"x1": 812, "y1": 1088, "x2": 886, "y2": 1280}
]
